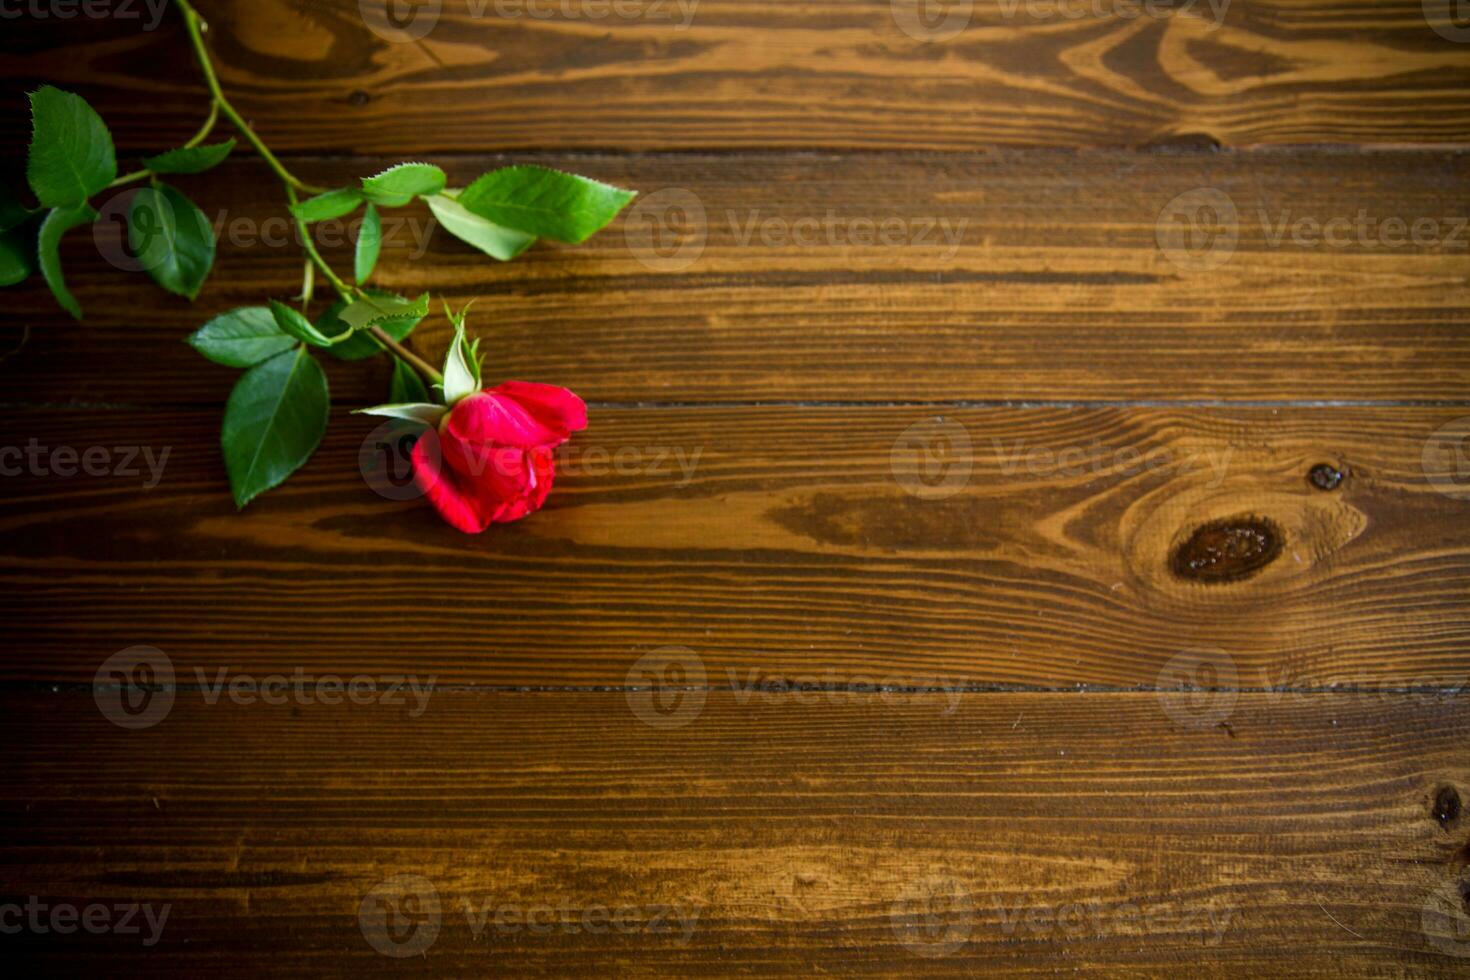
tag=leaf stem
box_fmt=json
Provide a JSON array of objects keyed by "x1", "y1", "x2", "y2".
[
  {"x1": 296, "y1": 255, "x2": 315, "y2": 305},
  {"x1": 371, "y1": 327, "x2": 444, "y2": 385},
  {"x1": 286, "y1": 186, "x2": 353, "y2": 300},
  {"x1": 105, "y1": 169, "x2": 151, "y2": 189},
  {"x1": 105, "y1": 92, "x2": 220, "y2": 189},
  {"x1": 172, "y1": 0, "x2": 326, "y2": 195},
  {"x1": 282, "y1": 187, "x2": 443, "y2": 385},
  {"x1": 183, "y1": 98, "x2": 220, "y2": 149},
  {"x1": 170, "y1": 0, "x2": 442, "y2": 389}
]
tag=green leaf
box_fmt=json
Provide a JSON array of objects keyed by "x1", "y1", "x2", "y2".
[
  {"x1": 441, "y1": 317, "x2": 479, "y2": 405},
  {"x1": 0, "y1": 211, "x2": 42, "y2": 288},
  {"x1": 37, "y1": 202, "x2": 97, "y2": 319},
  {"x1": 361, "y1": 163, "x2": 446, "y2": 207},
  {"x1": 187, "y1": 306, "x2": 296, "y2": 368},
  {"x1": 270, "y1": 299, "x2": 345, "y2": 347},
  {"x1": 289, "y1": 187, "x2": 363, "y2": 223},
  {"x1": 318, "y1": 290, "x2": 423, "y2": 361},
  {"x1": 26, "y1": 86, "x2": 116, "y2": 208},
  {"x1": 355, "y1": 202, "x2": 382, "y2": 283},
  {"x1": 455, "y1": 165, "x2": 634, "y2": 244},
  {"x1": 222, "y1": 347, "x2": 330, "y2": 509},
  {"x1": 0, "y1": 228, "x2": 35, "y2": 287},
  {"x1": 390, "y1": 355, "x2": 432, "y2": 404},
  {"x1": 335, "y1": 291, "x2": 430, "y2": 332},
  {"x1": 426, "y1": 191, "x2": 534, "y2": 261},
  {"x1": 143, "y1": 138, "x2": 236, "y2": 175},
  {"x1": 129, "y1": 182, "x2": 215, "y2": 300},
  {"x1": 354, "y1": 402, "x2": 446, "y2": 427}
]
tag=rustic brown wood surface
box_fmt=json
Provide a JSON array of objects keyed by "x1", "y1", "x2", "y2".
[
  {"x1": 2, "y1": 404, "x2": 1470, "y2": 690},
  {"x1": 5, "y1": 151, "x2": 1470, "y2": 405},
  {"x1": 5, "y1": 0, "x2": 1470, "y2": 153},
  {"x1": 3, "y1": 0, "x2": 1469, "y2": 976},
  {"x1": 3, "y1": 691, "x2": 1467, "y2": 976}
]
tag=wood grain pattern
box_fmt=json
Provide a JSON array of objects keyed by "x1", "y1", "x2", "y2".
[
  {"x1": 4, "y1": 151, "x2": 1469, "y2": 406},
  {"x1": 4, "y1": 0, "x2": 1470, "y2": 153},
  {"x1": 5, "y1": 3, "x2": 1470, "y2": 975},
  {"x1": 2, "y1": 690, "x2": 1466, "y2": 975},
  {"x1": 3, "y1": 404, "x2": 1468, "y2": 688}
]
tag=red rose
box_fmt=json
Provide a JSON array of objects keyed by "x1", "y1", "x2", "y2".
[{"x1": 411, "y1": 381, "x2": 587, "y2": 533}]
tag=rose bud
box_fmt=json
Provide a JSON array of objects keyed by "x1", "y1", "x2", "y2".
[{"x1": 412, "y1": 382, "x2": 586, "y2": 533}]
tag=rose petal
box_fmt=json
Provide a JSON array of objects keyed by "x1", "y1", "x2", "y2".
[
  {"x1": 413, "y1": 432, "x2": 556, "y2": 533},
  {"x1": 441, "y1": 392, "x2": 552, "y2": 451},
  {"x1": 490, "y1": 381, "x2": 588, "y2": 442}
]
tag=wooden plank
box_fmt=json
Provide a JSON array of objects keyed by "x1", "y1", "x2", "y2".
[
  {"x1": 2, "y1": 404, "x2": 1468, "y2": 687},
  {"x1": 1, "y1": 689, "x2": 1464, "y2": 975},
  {"x1": 5, "y1": 151, "x2": 1470, "y2": 405},
  {"x1": 4, "y1": 0, "x2": 1470, "y2": 153}
]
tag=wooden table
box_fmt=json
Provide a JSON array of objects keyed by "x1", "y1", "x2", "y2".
[{"x1": 3, "y1": 1, "x2": 1469, "y2": 974}]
